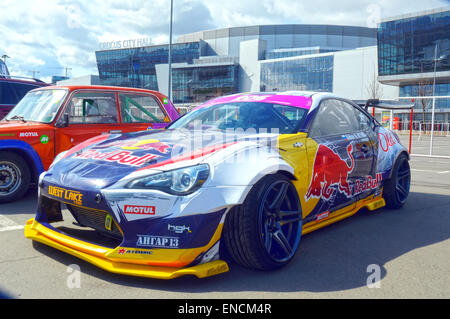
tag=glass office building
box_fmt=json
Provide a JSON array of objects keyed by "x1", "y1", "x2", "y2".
[
  {"x1": 96, "y1": 24, "x2": 377, "y2": 104},
  {"x1": 178, "y1": 25, "x2": 376, "y2": 57},
  {"x1": 260, "y1": 55, "x2": 334, "y2": 92},
  {"x1": 172, "y1": 64, "x2": 239, "y2": 104},
  {"x1": 378, "y1": 9, "x2": 449, "y2": 76},
  {"x1": 96, "y1": 42, "x2": 200, "y2": 89},
  {"x1": 378, "y1": 7, "x2": 450, "y2": 115}
]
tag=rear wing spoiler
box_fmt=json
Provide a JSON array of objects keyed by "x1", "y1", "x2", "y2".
[{"x1": 353, "y1": 99, "x2": 414, "y2": 111}]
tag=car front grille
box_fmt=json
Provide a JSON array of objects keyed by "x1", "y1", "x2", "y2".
[{"x1": 66, "y1": 204, "x2": 123, "y2": 240}]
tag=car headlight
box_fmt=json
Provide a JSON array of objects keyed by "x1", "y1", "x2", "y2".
[{"x1": 125, "y1": 164, "x2": 210, "y2": 195}]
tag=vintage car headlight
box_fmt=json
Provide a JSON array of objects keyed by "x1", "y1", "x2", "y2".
[{"x1": 125, "y1": 164, "x2": 210, "y2": 195}]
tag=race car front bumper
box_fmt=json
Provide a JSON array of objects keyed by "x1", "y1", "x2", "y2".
[{"x1": 24, "y1": 218, "x2": 229, "y2": 279}]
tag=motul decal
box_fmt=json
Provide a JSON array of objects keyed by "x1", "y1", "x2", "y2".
[
  {"x1": 305, "y1": 144, "x2": 355, "y2": 201},
  {"x1": 19, "y1": 132, "x2": 38, "y2": 137},
  {"x1": 124, "y1": 205, "x2": 156, "y2": 215},
  {"x1": 74, "y1": 150, "x2": 159, "y2": 167}
]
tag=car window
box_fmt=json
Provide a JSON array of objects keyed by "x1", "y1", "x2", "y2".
[
  {"x1": 0, "y1": 82, "x2": 18, "y2": 105},
  {"x1": 119, "y1": 93, "x2": 167, "y2": 123},
  {"x1": 309, "y1": 99, "x2": 359, "y2": 137},
  {"x1": 169, "y1": 102, "x2": 307, "y2": 133},
  {"x1": 64, "y1": 92, "x2": 118, "y2": 124},
  {"x1": 353, "y1": 105, "x2": 373, "y2": 131}
]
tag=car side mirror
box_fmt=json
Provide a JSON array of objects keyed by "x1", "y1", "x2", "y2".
[{"x1": 57, "y1": 114, "x2": 69, "y2": 128}]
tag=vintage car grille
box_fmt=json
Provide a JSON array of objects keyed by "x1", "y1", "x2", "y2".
[{"x1": 66, "y1": 204, "x2": 123, "y2": 240}]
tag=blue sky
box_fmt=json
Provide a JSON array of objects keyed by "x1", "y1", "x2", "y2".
[{"x1": 0, "y1": 0, "x2": 449, "y2": 83}]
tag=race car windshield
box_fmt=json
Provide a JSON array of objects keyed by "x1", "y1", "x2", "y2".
[
  {"x1": 4, "y1": 89, "x2": 67, "y2": 123},
  {"x1": 168, "y1": 102, "x2": 307, "y2": 134}
]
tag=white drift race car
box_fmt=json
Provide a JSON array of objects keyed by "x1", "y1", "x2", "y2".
[{"x1": 25, "y1": 92, "x2": 410, "y2": 279}]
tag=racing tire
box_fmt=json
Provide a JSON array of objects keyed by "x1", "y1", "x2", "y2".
[
  {"x1": 0, "y1": 151, "x2": 31, "y2": 203},
  {"x1": 222, "y1": 174, "x2": 303, "y2": 270},
  {"x1": 383, "y1": 153, "x2": 410, "y2": 209}
]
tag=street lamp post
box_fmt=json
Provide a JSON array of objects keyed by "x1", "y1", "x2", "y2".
[
  {"x1": 168, "y1": 0, "x2": 173, "y2": 101},
  {"x1": 429, "y1": 44, "x2": 445, "y2": 156}
]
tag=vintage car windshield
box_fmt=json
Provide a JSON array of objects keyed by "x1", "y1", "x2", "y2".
[
  {"x1": 169, "y1": 102, "x2": 308, "y2": 134},
  {"x1": 4, "y1": 89, "x2": 67, "y2": 123}
]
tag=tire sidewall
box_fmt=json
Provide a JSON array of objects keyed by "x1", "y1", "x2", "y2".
[
  {"x1": 0, "y1": 152, "x2": 31, "y2": 203},
  {"x1": 384, "y1": 153, "x2": 410, "y2": 209},
  {"x1": 244, "y1": 174, "x2": 303, "y2": 269}
]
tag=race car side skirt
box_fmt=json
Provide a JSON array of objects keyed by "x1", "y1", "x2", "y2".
[
  {"x1": 301, "y1": 193, "x2": 386, "y2": 235},
  {"x1": 24, "y1": 219, "x2": 229, "y2": 279}
]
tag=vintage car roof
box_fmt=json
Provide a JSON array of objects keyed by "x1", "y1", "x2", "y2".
[{"x1": 33, "y1": 85, "x2": 167, "y2": 97}]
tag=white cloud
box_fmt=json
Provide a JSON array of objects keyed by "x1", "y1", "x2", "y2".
[{"x1": 0, "y1": 0, "x2": 448, "y2": 81}]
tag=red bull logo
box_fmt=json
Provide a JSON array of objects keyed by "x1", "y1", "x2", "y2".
[
  {"x1": 74, "y1": 149, "x2": 159, "y2": 167},
  {"x1": 120, "y1": 139, "x2": 171, "y2": 154},
  {"x1": 305, "y1": 144, "x2": 355, "y2": 201},
  {"x1": 354, "y1": 173, "x2": 382, "y2": 195}
]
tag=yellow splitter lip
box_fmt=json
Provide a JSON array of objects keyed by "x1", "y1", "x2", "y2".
[{"x1": 24, "y1": 218, "x2": 229, "y2": 279}]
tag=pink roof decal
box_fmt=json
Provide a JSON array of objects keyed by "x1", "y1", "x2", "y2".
[{"x1": 194, "y1": 94, "x2": 312, "y2": 111}]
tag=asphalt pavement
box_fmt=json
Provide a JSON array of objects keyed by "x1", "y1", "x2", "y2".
[{"x1": 0, "y1": 140, "x2": 449, "y2": 299}]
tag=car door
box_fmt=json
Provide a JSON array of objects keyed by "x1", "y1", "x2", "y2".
[
  {"x1": 117, "y1": 92, "x2": 172, "y2": 133},
  {"x1": 54, "y1": 90, "x2": 121, "y2": 155},
  {"x1": 304, "y1": 99, "x2": 373, "y2": 223},
  {"x1": 350, "y1": 102, "x2": 379, "y2": 201}
]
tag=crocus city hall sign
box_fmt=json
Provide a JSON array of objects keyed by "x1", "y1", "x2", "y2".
[{"x1": 99, "y1": 38, "x2": 152, "y2": 50}]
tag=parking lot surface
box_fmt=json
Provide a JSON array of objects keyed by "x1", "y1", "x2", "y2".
[{"x1": 0, "y1": 137, "x2": 449, "y2": 299}]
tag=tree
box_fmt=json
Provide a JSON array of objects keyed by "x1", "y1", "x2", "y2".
[
  {"x1": 366, "y1": 69, "x2": 384, "y2": 100},
  {"x1": 414, "y1": 62, "x2": 433, "y2": 132},
  {"x1": 365, "y1": 68, "x2": 384, "y2": 123}
]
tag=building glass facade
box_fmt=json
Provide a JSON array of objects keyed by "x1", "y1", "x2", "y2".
[
  {"x1": 378, "y1": 8, "x2": 450, "y2": 114},
  {"x1": 378, "y1": 10, "x2": 450, "y2": 76},
  {"x1": 172, "y1": 64, "x2": 239, "y2": 104},
  {"x1": 260, "y1": 55, "x2": 334, "y2": 92},
  {"x1": 96, "y1": 42, "x2": 200, "y2": 89},
  {"x1": 400, "y1": 82, "x2": 450, "y2": 109}
]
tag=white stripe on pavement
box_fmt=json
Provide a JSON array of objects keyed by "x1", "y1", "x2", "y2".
[
  {"x1": 0, "y1": 214, "x2": 24, "y2": 232},
  {"x1": 411, "y1": 169, "x2": 450, "y2": 174}
]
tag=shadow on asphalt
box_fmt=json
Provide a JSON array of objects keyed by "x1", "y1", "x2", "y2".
[
  {"x1": 29, "y1": 190, "x2": 450, "y2": 293},
  {"x1": 0, "y1": 189, "x2": 38, "y2": 215}
]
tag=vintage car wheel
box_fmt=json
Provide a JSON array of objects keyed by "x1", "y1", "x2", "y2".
[
  {"x1": 383, "y1": 153, "x2": 410, "y2": 209},
  {"x1": 223, "y1": 174, "x2": 303, "y2": 270},
  {"x1": 0, "y1": 152, "x2": 31, "y2": 203}
]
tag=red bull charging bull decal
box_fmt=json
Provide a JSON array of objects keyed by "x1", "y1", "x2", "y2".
[
  {"x1": 305, "y1": 143, "x2": 383, "y2": 202},
  {"x1": 101, "y1": 139, "x2": 172, "y2": 154},
  {"x1": 305, "y1": 144, "x2": 355, "y2": 201}
]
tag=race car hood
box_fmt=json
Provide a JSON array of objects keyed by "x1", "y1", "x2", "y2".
[{"x1": 45, "y1": 129, "x2": 279, "y2": 191}]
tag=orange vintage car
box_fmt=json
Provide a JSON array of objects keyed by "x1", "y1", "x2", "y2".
[{"x1": 0, "y1": 85, "x2": 180, "y2": 203}]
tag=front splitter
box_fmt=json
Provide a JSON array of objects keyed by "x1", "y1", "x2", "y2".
[{"x1": 24, "y1": 219, "x2": 229, "y2": 279}]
